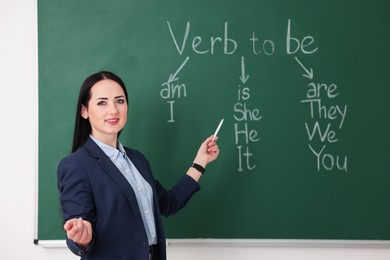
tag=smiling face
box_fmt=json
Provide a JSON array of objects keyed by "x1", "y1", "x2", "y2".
[{"x1": 81, "y1": 79, "x2": 128, "y2": 147}]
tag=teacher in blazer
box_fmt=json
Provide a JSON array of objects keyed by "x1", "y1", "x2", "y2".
[{"x1": 57, "y1": 71, "x2": 220, "y2": 260}]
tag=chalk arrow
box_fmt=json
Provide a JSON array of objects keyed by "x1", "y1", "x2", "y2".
[
  {"x1": 294, "y1": 56, "x2": 314, "y2": 79},
  {"x1": 239, "y1": 56, "x2": 250, "y2": 84},
  {"x1": 167, "y1": 56, "x2": 190, "y2": 84}
]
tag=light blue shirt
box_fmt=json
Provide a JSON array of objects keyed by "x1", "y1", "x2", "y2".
[{"x1": 90, "y1": 136, "x2": 157, "y2": 245}]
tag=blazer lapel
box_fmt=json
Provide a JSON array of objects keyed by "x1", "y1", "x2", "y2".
[
  {"x1": 127, "y1": 151, "x2": 153, "y2": 184},
  {"x1": 83, "y1": 138, "x2": 145, "y2": 230}
]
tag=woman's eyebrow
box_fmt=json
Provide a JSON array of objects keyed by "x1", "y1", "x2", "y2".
[{"x1": 95, "y1": 95, "x2": 124, "y2": 100}]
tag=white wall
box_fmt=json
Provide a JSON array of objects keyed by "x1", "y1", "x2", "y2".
[{"x1": 0, "y1": 0, "x2": 389, "y2": 259}]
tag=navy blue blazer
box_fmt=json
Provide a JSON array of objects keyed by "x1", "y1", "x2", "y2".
[{"x1": 57, "y1": 137, "x2": 200, "y2": 260}]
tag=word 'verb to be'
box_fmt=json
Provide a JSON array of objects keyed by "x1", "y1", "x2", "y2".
[{"x1": 165, "y1": 19, "x2": 318, "y2": 56}]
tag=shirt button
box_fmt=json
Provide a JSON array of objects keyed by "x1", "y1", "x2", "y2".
[
  {"x1": 145, "y1": 210, "x2": 149, "y2": 214},
  {"x1": 126, "y1": 169, "x2": 130, "y2": 173}
]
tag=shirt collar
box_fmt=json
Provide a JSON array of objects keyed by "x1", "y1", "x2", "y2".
[{"x1": 89, "y1": 135, "x2": 126, "y2": 161}]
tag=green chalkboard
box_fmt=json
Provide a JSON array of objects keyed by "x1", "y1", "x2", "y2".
[{"x1": 37, "y1": 0, "x2": 390, "y2": 242}]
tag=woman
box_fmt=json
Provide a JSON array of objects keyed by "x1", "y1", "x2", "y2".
[{"x1": 57, "y1": 71, "x2": 220, "y2": 260}]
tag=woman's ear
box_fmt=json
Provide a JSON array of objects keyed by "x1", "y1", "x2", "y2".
[{"x1": 81, "y1": 105, "x2": 88, "y2": 119}]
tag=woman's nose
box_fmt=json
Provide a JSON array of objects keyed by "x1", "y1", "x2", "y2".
[{"x1": 108, "y1": 102, "x2": 119, "y2": 114}]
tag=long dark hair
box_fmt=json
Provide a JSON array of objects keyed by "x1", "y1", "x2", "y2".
[{"x1": 71, "y1": 71, "x2": 129, "y2": 153}]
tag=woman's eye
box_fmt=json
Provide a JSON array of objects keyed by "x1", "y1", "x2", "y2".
[
  {"x1": 117, "y1": 99, "x2": 125, "y2": 104},
  {"x1": 97, "y1": 101, "x2": 106, "y2": 106}
]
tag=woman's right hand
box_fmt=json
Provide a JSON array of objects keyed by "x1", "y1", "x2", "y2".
[
  {"x1": 64, "y1": 217, "x2": 92, "y2": 248},
  {"x1": 193, "y1": 135, "x2": 220, "y2": 167}
]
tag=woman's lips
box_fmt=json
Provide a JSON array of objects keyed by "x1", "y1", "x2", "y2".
[{"x1": 106, "y1": 118, "x2": 119, "y2": 125}]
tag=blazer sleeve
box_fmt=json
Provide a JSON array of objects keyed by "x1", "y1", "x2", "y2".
[
  {"x1": 126, "y1": 148, "x2": 200, "y2": 217},
  {"x1": 57, "y1": 154, "x2": 96, "y2": 257},
  {"x1": 155, "y1": 174, "x2": 200, "y2": 217},
  {"x1": 127, "y1": 147, "x2": 201, "y2": 217}
]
